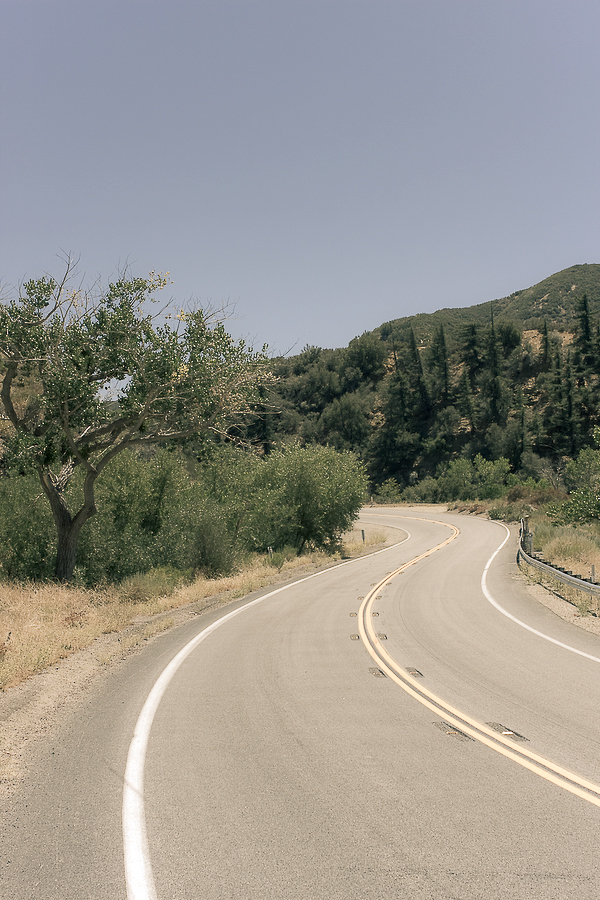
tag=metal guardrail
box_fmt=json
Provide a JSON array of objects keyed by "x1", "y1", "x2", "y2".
[{"x1": 517, "y1": 518, "x2": 600, "y2": 600}]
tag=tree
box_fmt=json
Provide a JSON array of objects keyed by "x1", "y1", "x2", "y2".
[
  {"x1": 263, "y1": 445, "x2": 367, "y2": 553},
  {"x1": 576, "y1": 293, "x2": 593, "y2": 363},
  {"x1": 407, "y1": 328, "x2": 430, "y2": 421},
  {"x1": 428, "y1": 324, "x2": 450, "y2": 408},
  {"x1": 342, "y1": 332, "x2": 387, "y2": 391},
  {"x1": 199, "y1": 443, "x2": 367, "y2": 554},
  {"x1": 539, "y1": 320, "x2": 551, "y2": 372},
  {"x1": 460, "y1": 323, "x2": 481, "y2": 387},
  {"x1": 0, "y1": 261, "x2": 270, "y2": 581}
]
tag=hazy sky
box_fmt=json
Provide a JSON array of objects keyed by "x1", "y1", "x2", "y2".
[{"x1": 2, "y1": 1, "x2": 599, "y2": 355}]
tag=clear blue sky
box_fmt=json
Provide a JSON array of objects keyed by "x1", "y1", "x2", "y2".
[{"x1": 2, "y1": 1, "x2": 599, "y2": 355}]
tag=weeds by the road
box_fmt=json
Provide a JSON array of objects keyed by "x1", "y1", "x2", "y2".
[
  {"x1": 0, "y1": 528, "x2": 387, "y2": 691},
  {"x1": 528, "y1": 513, "x2": 600, "y2": 582}
]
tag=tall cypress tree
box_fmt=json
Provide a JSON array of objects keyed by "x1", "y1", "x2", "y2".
[
  {"x1": 539, "y1": 320, "x2": 551, "y2": 372},
  {"x1": 428, "y1": 324, "x2": 450, "y2": 408},
  {"x1": 461, "y1": 323, "x2": 481, "y2": 387},
  {"x1": 407, "y1": 328, "x2": 431, "y2": 425},
  {"x1": 576, "y1": 294, "x2": 593, "y2": 364}
]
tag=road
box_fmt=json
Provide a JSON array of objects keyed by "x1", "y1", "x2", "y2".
[{"x1": 3, "y1": 508, "x2": 600, "y2": 899}]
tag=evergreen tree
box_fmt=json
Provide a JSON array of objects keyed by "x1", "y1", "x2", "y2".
[
  {"x1": 460, "y1": 323, "x2": 481, "y2": 387},
  {"x1": 539, "y1": 320, "x2": 551, "y2": 372},
  {"x1": 576, "y1": 294, "x2": 593, "y2": 364},
  {"x1": 428, "y1": 324, "x2": 450, "y2": 408},
  {"x1": 407, "y1": 328, "x2": 431, "y2": 425},
  {"x1": 369, "y1": 369, "x2": 421, "y2": 484},
  {"x1": 457, "y1": 368, "x2": 476, "y2": 433}
]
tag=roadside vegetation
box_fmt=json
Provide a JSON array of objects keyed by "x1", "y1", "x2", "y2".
[
  {"x1": 368, "y1": 427, "x2": 600, "y2": 594},
  {"x1": 4, "y1": 259, "x2": 600, "y2": 689},
  {"x1": 0, "y1": 527, "x2": 386, "y2": 691},
  {"x1": 266, "y1": 265, "x2": 600, "y2": 495},
  {"x1": 0, "y1": 262, "x2": 371, "y2": 691},
  {"x1": 0, "y1": 442, "x2": 369, "y2": 689}
]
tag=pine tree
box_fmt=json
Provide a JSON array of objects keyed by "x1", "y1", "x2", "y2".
[
  {"x1": 460, "y1": 323, "x2": 481, "y2": 387},
  {"x1": 428, "y1": 324, "x2": 450, "y2": 408}
]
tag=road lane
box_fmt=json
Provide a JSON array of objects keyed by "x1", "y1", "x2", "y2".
[
  {"x1": 358, "y1": 540, "x2": 600, "y2": 807},
  {"x1": 363, "y1": 510, "x2": 600, "y2": 787},
  {"x1": 141, "y1": 510, "x2": 600, "y2": 898},
  {"x1": 4, "y1": 509, "x2": 600, "y2": 899}
]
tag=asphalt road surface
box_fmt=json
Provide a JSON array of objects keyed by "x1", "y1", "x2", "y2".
[{"x1": 4, "y1": 508, "x2": 600, "y2": 899}]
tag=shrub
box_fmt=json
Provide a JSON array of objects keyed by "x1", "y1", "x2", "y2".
[
  {"x1": 401, "y1": 476, "x2": 441, "y2": 503},
  {"x1": 189, "y1": 503, "x2": 238, "y2": 577},
  {"x1": 0, "y1": 475, "x2": 55, "y2": 580},
  {"x1": 374, "y1": 478, "x2": 403, "y2": 503}
]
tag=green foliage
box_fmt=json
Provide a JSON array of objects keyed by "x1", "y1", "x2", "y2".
[
  {"x1": 547, "y1": 490, "x2": 600, "y2": 525},
  {"x1": 0, "y1": 441, "x2": 366, "y2": 584},
  {"x1": 263, "y1": 445, "x2": 367, "y2": 552},
  {"x1": 201, "y1": 443, "x2": 368, "y2": 554},
  {"x1": 374, "y1": 477, "x2": 403, "y2": 503},
  {"x1": 0, "y1": 260, "x2": 270, "y2": 580},
  {"x1": 0, "y1": 475, "x2": 55, "y2": 580},
  {"x1": 72, "y1": 450, "x2": 209, "y2": 583},
  {"x1": 400, "y1": 475, "x2": 441, "y2": 503},
  {"x1": 189, "y1": 501, "x2": 238, "y2": 577},
  {"x1": 401, "y1": 454, "x2": 512, "y2": 503},
  {"x1": 565, "y1": 445, "x2": 600, "y2": 492},
  {"x1": 546, "y1": 437, "x2": 600, "y2": 524},
  {"x1": 266, "y1": 263, "x2": 600, "y2": 498}
]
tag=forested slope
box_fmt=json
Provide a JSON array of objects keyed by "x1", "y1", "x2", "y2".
[{"x1": 265, "y1": 264, "x2": 600, "y2": 491}]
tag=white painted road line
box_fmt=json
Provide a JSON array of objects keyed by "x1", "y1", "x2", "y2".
[
  {"x1": 481, "y1": 522, "x2": 600, "y2": 665},
  {"x1": 122, "y1": 533, "x2": 409, "y2": 900}
]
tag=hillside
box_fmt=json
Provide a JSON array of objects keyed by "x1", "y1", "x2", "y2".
[
  {"x1": 374, "y1": 264, "x2": 600, "y2": 350},
  {"x1": 259, "y1": 264, "x2": 600, "y2": 490}
]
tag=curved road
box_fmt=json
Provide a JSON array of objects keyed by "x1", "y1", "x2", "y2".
[{"x1": 4, "y1": 508, "x2": 600, "y2": 899}]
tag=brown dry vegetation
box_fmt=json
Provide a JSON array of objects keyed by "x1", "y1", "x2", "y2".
[
  {"x1": 529, "y1": 513, "x2": 600, "y2": 582},
  {"x1": 0, "y1": 528, "x2": 386, "y2": 692}
]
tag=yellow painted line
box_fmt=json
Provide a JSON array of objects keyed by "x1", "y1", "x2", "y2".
[{"x1": 357, "y1": 516, "x2": 600, "y2": 808}]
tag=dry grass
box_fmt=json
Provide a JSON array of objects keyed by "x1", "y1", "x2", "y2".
[
  {"x1": 341, "y1": 527, "x2": 387, "y2": 556},
  {"x1": 531, "y1": 516, "x2": 600, "y2": 582},
  {"x1": 523, "y1": 515, "x2": 600, "y2": 616},
  {"x1": 0, "y1": 533, "x2": 388, "y2": 692}
]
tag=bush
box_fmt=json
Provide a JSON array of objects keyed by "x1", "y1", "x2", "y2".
[
  {"x1": 0, "y1": 442, "x2": 367, "y2": 584},
  {"x1": 189, "y1": 502, "x2": 238, "y2": 577},
  {"x1": 202, "y1": 443, "x2": 368, "y2": 554},
  {"x1": 489, "y1": 502, "x2": 535, "y2": 522},
  {"x1": 401, "y1": 476, "x2": 441, "y2": 503},
  {"x1": 374, "y1": 478, "x2": 403, "y2": 503},
  {"x1": 73, "y1": 450, "x2": 200, "y2": 583},
  {"x1": 266, "y1": 546, "x2": 298, "y2": 571},
  {"x1": 0, "y1": 475, "x2": 55, "y2": 580},
  {"x1": 261, "y1": 445, "x2": 368, "y2": 552}
]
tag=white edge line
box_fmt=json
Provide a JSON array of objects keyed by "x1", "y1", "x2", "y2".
[
  {"x1": 481, "y1": 522, "x2": 600, "y2": 665},
  {"x1": 122, "y1": 525, "x2": 410, "y2": 900}
]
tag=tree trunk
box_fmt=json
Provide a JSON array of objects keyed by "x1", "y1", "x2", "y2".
[
  {"x1": 54, "y1": 519, "x2": 85, "y2": 582},
  {"x1": 38, "y1": 468, "x2": 97, "y2": 582}
]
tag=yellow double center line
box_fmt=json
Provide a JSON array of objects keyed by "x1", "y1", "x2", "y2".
[{"x1": 357, "y1": 517, "x2": 600, "y2": 809}]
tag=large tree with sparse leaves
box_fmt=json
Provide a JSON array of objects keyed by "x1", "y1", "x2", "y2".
[{"x1": 0, "y1": 260, "x2": 270, "y2": 581}]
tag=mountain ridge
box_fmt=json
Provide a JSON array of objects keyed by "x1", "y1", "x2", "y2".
[{"x1": 371, "y1": 263, "x2": 600, "y2": 349}]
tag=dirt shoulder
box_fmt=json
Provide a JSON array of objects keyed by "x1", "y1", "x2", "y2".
[
  {"x1": 0, "y1": 526, "x2": 399, "y2": 797},
  {"x1": 4, "y1": 517, "x2": 599, "y2": 799},
  {"x1": 523, "y1": 580, "x2": 600, "y2": 637}
]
